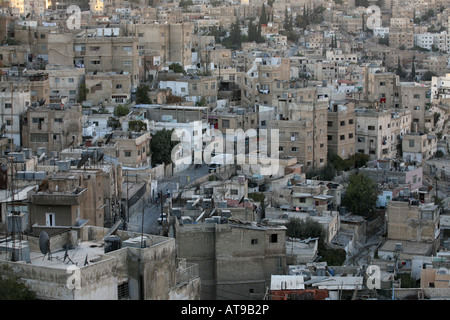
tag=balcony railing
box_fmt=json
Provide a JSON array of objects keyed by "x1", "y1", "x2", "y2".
[{"x1": 175, "y1": 258, "x2": 199, "y2": 285}]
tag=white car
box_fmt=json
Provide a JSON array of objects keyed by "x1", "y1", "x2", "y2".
[{"x1": 157, "y1": 213, "x2": 167, "y2": 224}]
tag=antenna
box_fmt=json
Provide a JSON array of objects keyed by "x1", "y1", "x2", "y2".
[{"x1": 39, "y1": 231, "x2": 52, "y2": 260}]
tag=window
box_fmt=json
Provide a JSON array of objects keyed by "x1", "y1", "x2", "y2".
[
  {"x1": 40, "y1": 34, "x2": 45, "y2": 39},
  {"x1": 413, "y1": 94, "x2": 420, "y2": 99},
  {"x1": 123, "y1": 61, "x2": 132, "y2": 66},
  {"x1": 90, "y1": 46, "x2": 100, "y2": 51},
  {"x1": 270, "y1": 234, "x2": 278, "y2": 243},
  {"x1": 251, "y1": 239, "x2": 258, "y2": 245},
  {"x1": 327, "y1": 121, "x2": 333, "y2": 127},
  {"x1": 409, "y1": 140, "x2": 415, "y2": 147},
  {"x1": 5, "y1": 103, "x2": 11, "y2": 109},
  {"x1": 123, "y1": 46, "x2": 132, "y2": 51},
  {"x1": 340, "y1": 135, "x2": 345, "y2": 140},
  {"x1": 327, "y1": 135, "x2": 332, "y2": 141},
  {"x1": 118, "y1": 282, "x2": 130, "y2": 300},
  {"x1": 124, "y1": 151, "x2": 132, "y2": 157},
  {"x1": 116, "y1": 84, "x2": 122, "y2": 89},
  {"x1": 231, "y1": 189, "x2": 238, "y2": 195},
  {"x1": 54, "y1": 118, "x2": 63, "y2": 123},
  {"x1": 45, "y1": 213, "x2": 55, "y2": 227},
  {"x1": 349, "y1": 119, "x2": 354, "y2": 124},
  {"x1": 91, "y1": 60, "x2": 101, "y2": 65},
  {"x1": 291, "y1": 147, "x2": 298, "y2": 152},
  {"x1": 6, "y1": 120, "x2": 11, "y2": 126},
  {"x1": 69, "y1": 90, "x2": 77, "y2": 95},
  {"x1": 348, "y1": 133, "x2": 353, "y2": 139},
  {"x1": 55, "y1": 78, "x2": 60, "y2": 84},
  {"x1": 222, "y1": 119, "x2": 229, "y2": 128},
  {"x1": 340, "y1": 120, "x2": 345, "y2": 126},
  {"x1": 368, "y1": 125, "x2": 375, "y2": 130},
  {"x1": 380, "y1": 81, "x2": 385, "y2": 86}
]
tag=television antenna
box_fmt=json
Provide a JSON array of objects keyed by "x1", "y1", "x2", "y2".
[{"x1": 39, "y1": 231, "x2": 52, "y2": 260}]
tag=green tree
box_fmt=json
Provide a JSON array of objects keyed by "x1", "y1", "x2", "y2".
[
  {"x1": 169, "y1": 63, "x2": 186, "y2": 75},
  {"x1": 286, "y1": 217, "x2": 326, "y2": 241},
  {"x1": 228, "y1": 20, "x2": 242, "y2": 49},
  {"x1": 136, "y1": 85, "x2": 151, "y2": 104},
  {"x1": 342, "y1": 173, "x2": 378, "y2": 217},
  {"x1": 0, "y1": 267, "x2": 36, "y2": 300},
  {"x1": 396, "y1": 57, "x2": 407, "y2": 79},
  {"x1": 150, "y1": 128, "x2": 179, "y2": 167},
  {"x1": 422, "y1": 70, "x2": 437, "y2": 81},
  {"x1": 113, "y1": 104, "x2": 130, "y2": 117},
  {"x1": 128, "y1": 120, "x2": 147, "y2": 132},
  {"x1": 78, "y1": 82, "x2": 88, "y2": 103},
  {"x1": 259, "y1": 3, "x2": 268, "y2": 26},
  {"x1": 410, "y1": 56, "x2": 416, "y2": 81}
]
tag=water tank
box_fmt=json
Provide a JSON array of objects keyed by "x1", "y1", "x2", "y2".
[
  {"x1": 11, "y1": 152, "x2": 25, "y2": 162},
  {"x1": 104, "y1": 235, "x2": 122, "y2": 253},
  {"x1": 16, "y1": 171, "x2": 25, "y2": 179},
  {"x1": 7, "y1": 212, "x2": 27, "y2": 233},
  {"x1": 24, "y1": 172, "x2": 34, "y2": 179},
  {"x1": 23, "y1": 148, "x2": 32, "y2": 159},
  {"x1": 34, "y1": 171, "x2": 47, "y2": 180},
  {"x1": 58, "y1": 160, "x2": 71, "y2": 172},
  {"x1": 37, "y1": 147, "x2": 46, "y2": 156}
]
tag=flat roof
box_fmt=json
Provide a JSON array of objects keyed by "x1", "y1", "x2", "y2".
[{"x1": 28, "y1": 240, "x2": 108, "y2": 269}]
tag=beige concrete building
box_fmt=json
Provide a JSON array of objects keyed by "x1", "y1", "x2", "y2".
[
  {"x1": 387, "y1": 200, "x2": 440, "y2": 253},
  {"x1": 355, "y1": 108, "x2": 411, "y2": 160},
  {"x1": 85, "y1": 72, "x2": 132, "y2": 105},
  {"x1": 327, "y1": 101, "x2": 356, "y2": 159},
  {"x1": 102, "y1": 131, "x2": 151, "y2": 168},
  {"x1": 0, "y1": 80, "x2": 31, "y2": 148},
  {"x1": 21, "y1": 104, "x2": 83, "y2": 154},
  {"x1": 402, "y1": 132, "x2": 438, "y2": 163},
  {"x1": 269, "y1": 99, "x2": 328, "y2": 170},
  {"x1": 241, "y1": 56, "x2": 290, "y2": 107},
  {"x1": 122, "y1": 22, "x2": 194, "y2": 69},
  {"x1": 176, "y1": 220, "x2": 286, "y2": 300},
  {"x1": 0, "y1": 226, "x2": 200, "y2": 300}
]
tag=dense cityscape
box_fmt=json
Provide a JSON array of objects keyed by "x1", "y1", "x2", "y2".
[{"x1": 0, "y1": 0, "x2": 449, "y2": 303}]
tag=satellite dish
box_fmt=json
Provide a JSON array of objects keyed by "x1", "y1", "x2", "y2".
[{"x1": 38, "y1": 231, "x2": 52, "y2": 260}]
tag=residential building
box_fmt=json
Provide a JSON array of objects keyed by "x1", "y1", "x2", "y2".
[
  {"x1": 402, "y1": 132, "x2": 438, "y2": 163},
  {"x1": 0, "y1": 81, "x2": 31, "y2": 148},
  {"x1": 268, "y1": 98, "x2": 328, "y2": 170},
  {"x1": 355, "y1": 108, "x2": 411, "y2": 161},
  {"x1": 327, "y1": 101, "x2": 356, "y2": 159},
  {"x1": 21, "y1": 103, "x2": 83, "y2": 154},
  {"x1": 176, "y1": 219, "x2": 286, "y2": 300},
  {"x1": 0, "y1": 226, "x2": 200, "y2": 300}
]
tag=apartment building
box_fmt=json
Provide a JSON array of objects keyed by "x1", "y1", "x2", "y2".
[
  {"x1": 73, "y1": 32, "x2": 140, "y2": 90},
  {"x1": 402, "y1": 132, "x2": 438, "y2": 163},
  {"x1": 177, "y1": 220, "x2": 286, "y2": 300},
  {"x1": 102, "y1": 131, "x2": 151, "y2": 168},
  {"x1": 85, "y1": 71, "x2": 132, "y2": 105},
  {"x1": 414, "y1": 32, "x2": 450, "y2": 53},
  {"x1": 327, "y1": 101, "x2": 356, "y2": 159},
  {"x1": 122, "y1": 22, "x2": 194, "y2": 69},
  {"x1": 389, "y1": 31, "x2": 414, "y2": 49},
  {"x1": 268, "y1": 99, "x2": 328, "y2": 170},
  {"x1": 21, "y1": 104, "x2": 83, "y2": 154},
  {"x1": 241, "y1": 56, "x2": 290, "y2": 107},
  {"x1": 398, "y1": 82, "x2": 430, "y2": 132},
  {"x1": 431, "y1": 73, "x2": 450, "y2": 103},
  {"x1": 0, "y1": 44, "x2": 30, "y2": 68},
  {"x1": 158, "y1": 74, "x2": 219, "y2": 107},
  {"x1": 355, "y1": 108, "x2": 411, "y2": 161},
  {"x1": 0, "y1": 81, "x2": 30, "y2": 148},
  {"x1": 387, "y1": 200, "x2": 440, "y2": 253}
]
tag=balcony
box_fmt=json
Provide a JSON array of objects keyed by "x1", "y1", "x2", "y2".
[
  {"x1": 30, "y1": 188, "x2": 87, "y2": 206},
  {"x1": 175, "y1": 258, "x2": 199, "y2": 286}
]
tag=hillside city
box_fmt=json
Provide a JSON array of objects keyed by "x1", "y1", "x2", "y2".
[{"x1": 0, "y1": 0, "x2": 449, "y2": 301}]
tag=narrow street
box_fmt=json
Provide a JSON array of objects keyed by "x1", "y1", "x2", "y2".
[{"x1": 127, "y1": 164, "x2": 210, "y2": 235}]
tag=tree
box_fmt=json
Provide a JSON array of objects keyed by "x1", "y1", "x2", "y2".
[
  {"x1": 229, "y1": 20, "x2": 242, "y2": 49},
  {"x1": 0, "y1": 267, "x2": 36, "y2": 300},
  {"x1": 395, "y1": 57, "x2": 407, "y2": 79},
  {"x1": 113, "y1": 104, "x2": 130, "y2": 117},
  {"x1": 286, "y1": 217, "x2": 326, "y2": 241},
  {"x1": 422, "y1": 70, "x2": 437, "y2": 81},
  {"x1": 128, "y1": 120, "x2": 147, "y2": 132},
  {"x1": 169, "y1": 63, "x2": 186, "y2": 75},
  {"x1": 78, "y1": 82, "x2": 88, "y2": 103},
  {"x1": 410, "y1": 56, "x2": 416, "y2": 81},
  {"x1": 135, "y1": 85, "x2": 151, "y2": 104},
  {"x1": 260, "y1": 3, "x2": 268, "y2": 26},
  {"x1": 150, "y1": 128, "x2": 179, "y2": 167},
  {"x1": 342, "y1": 173, "x2": 378, "y2": 217}
]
